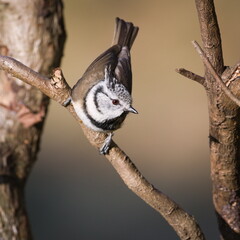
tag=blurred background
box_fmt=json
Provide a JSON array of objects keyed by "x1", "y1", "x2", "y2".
[{"x1": 25, "y1": 1, "x2": 240, "y2": 239}]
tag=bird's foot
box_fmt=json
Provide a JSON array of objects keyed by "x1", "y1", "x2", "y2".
[
  {"x1": 63, "y1": 97, "x2": 71, "y2": 107},
  {"x1": 99, "y1": 132, "x2": 114, "y2": 155}
]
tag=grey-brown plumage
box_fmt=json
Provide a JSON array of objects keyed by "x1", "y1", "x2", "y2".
[{"x1": 68, "y1": 18, "x2": 139, "y2": 154}]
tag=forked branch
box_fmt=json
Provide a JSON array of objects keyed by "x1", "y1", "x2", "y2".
[
  {"x1": 178, "y1": 0, "x2": 240, "y2": 239},
  {"x1": 0, "y1": 55, "x2": 205, "y2": 240},
  {"x1": 192, "y1": 40, "x2": 240, "y2": 106}
]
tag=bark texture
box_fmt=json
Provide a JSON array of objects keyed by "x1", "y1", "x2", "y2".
[
  {"x1": 195, "y1": 0, "x2": 240, "y2": 239},
  {"x1": 0, "y1": 49, "x2": 206, "y2": 240},
  {"x1": 0, "y1": 0, "x2": 66, "y2": 239},
  {"x1": 178, "y1": 1, "x2": 240, "y2": 238}
]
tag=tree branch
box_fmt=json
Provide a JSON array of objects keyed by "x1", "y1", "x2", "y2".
[
  {"x1": 0, "y1": 56, "x2": 71, "y2": 105},
  {"x1": 0, "y1": 55, "x2": 206, "y2": 240},
  {"x1": 192, "y1": 40, "x2": 240, "y2": 106},
  {"x1": 195, "y1": 0, "x2": 224, "y2": 75},
  {"x1": 194, "y1": 0, "x2": 240, "y2": 238},
  {"x1": 176, "y1": 68, "x2": 206, "y2": 87}
]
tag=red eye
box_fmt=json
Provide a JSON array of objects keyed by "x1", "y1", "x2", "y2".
[{"x1": 112, "y1": 99, "x2": 119, "y2": 105}]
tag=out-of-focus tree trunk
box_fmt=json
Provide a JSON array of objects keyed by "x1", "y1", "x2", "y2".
[{"x1": 0, "y1": 0, "x2": 66, "y2": 239}]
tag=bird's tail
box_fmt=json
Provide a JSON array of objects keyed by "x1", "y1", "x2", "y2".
[{"x1": 112, "y1": 17, "x2": 139, "y2": 50}]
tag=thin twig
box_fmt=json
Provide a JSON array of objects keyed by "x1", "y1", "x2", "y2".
[
  {"x1": 0, "y1": 55, "x2": 206, "y2": 240},
  {"x1": 176, "y1": 68, "x2": 206, "y2": 87},
  {"x1": 192, "y1": 40, "x2": 240, "y2": 106}
]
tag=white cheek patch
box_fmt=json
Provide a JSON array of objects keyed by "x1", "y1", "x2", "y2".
[
  {"x1": 72, "y1": 80, "x2": 127, "y2": 132},
  {"x1": 87, "y1": 85, "x2": 123, "y2": 120},
  {"x1": 70, "y1": 82, "x2": 106, "y2": 131},
  {"x1": 86, "y1": 87, "x2": 109, "y2": 123}
]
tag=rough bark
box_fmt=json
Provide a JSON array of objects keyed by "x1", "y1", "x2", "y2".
[
  {"x1": 179, "y1": 0, "x2": 240, "y2": 239},
  {"x1": 0, "y1": 0, "x2": 66, "y2": 239},
  {"x1": 0, "y1": 51, "x2": 206, "y2": 240}
]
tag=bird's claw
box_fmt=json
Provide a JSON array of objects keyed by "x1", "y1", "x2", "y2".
[
  {"x1": 99, "y1": 132, "x2": 113, "y2": 155},
  {"x1": 63, "y1": 97, "x2": 71, "y2": 107}
]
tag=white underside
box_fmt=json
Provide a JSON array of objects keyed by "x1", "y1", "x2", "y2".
[{"x1": 71, "y1": 99, "x2": 104, "y2": 132}]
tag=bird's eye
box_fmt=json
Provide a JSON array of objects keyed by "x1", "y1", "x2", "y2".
[{"x1": 112, "y1": 99, "x2": 119, "y2": 105}]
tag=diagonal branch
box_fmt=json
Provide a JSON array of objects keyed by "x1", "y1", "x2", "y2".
[
  {"x1": 192, "y1": 40, "x2": 240, "y2": 106},
  {"x1": 176, "y1": 68, "x2": 206, "y2": 87},
  {"x1": 0, "y1": 55, "x2": 206, "y2": 240},
  {"x1": 0, "y1": 56, "x2": 71, "y2": 105}
]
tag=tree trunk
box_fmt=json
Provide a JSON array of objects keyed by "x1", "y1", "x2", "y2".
[
  {"x1": 195, "y1": 0, "x2": 240, "y2": 239},
  {"x1": 0, "y1": 0, "x2": 66, "y2": 239}
]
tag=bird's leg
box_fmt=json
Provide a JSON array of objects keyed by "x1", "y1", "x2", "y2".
[
  {"x1": 100, "y1": 132, "x2": 114, "y2": 155},
  {"x1": 63, "y1": 97, "x2": 71, "y2": 107}
]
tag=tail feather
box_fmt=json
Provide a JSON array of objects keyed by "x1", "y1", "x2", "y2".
[{"x1": 112, "y1": 17, "x2": 139, "y2": 50}]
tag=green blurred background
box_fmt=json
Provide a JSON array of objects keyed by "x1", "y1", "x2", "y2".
[{"x1": 26, "y1": 1, "x2": 240, "y2": 239}]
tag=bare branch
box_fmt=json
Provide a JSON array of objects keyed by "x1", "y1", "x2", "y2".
[
  {"x1": 0, "y1": 56, "x2": 71, "y2": 105},
  {"x1": 222, "y1": 63, "x2": 240, "y2": 86},
  {"x1": 192, "y1": 40, "x2": 240, "y2": 107},
  {"x1": 194, "y1": 0, "x2": 240, "y2": 238},
  {"x1": 0, "y1": 55, "x2": 206, "y2": 240},
  {"x1": 195, "y1": 0, "x2": 224, "y2": 75},
  {"x1": 176, "y1": 68, "x2": 206, "y2": 87}
]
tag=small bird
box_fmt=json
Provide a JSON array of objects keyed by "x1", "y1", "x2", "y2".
[{"x1": 65, "y1": 18, "x2": 139, "y2": 154}]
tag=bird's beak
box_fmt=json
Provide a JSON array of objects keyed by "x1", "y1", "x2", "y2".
[{"x1": 127, "y1": 106, "x2": 138, "y2": 114}]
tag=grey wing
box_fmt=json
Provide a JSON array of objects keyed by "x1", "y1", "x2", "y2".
[
  {"x1": 82, "y1": 45, "x2": 121, "y2": 80},
  {"x1": 81, "y1": 44, "x2": 132, "y2": 94},
  {"x1": 114, "y1": 46, "x2": 132, "y2": 94},
  {"x1": 72, "y1": 45, "x2": 121, "y2": 102}
]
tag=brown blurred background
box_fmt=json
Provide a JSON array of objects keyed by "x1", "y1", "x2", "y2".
[{"x1": 26, "y1": 1, "x2": 240, "y2": 239}]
